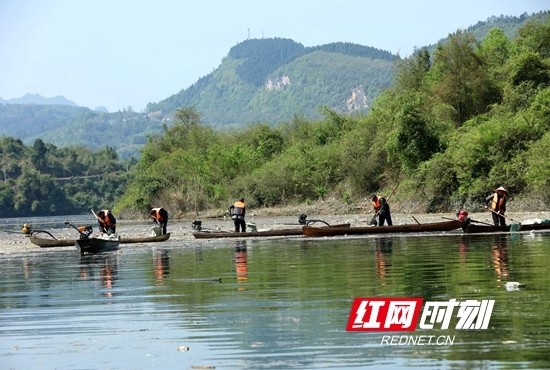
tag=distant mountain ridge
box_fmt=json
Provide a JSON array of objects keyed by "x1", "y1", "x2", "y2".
[
  {"x1": 0, "y1": 93, "x2": 79, "y2": 107},
  {"x1": 0, "y1": 93, "x2": 110, "y2": 112}
]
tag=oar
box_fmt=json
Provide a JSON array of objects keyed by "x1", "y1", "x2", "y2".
[
  {"x1": 411, "y1": 215, "x2": 420, "y2": 225},
  {"x1": 469, "y1": 219, "x2": 494, "y2": 226}
]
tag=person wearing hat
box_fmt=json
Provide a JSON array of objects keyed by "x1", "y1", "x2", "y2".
[
  {"x1": 370, "y1": 194, "x2": 393, "y2": 226},
  {"x1": 229, "y1": 198, "x2": 246, "y2": 232},
  {"x1": 485, "y1": 186, "x2": 508, "y2": 226}
]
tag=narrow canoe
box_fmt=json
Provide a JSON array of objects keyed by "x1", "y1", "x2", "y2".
[
  {"x1": 302, "y1": 220, "x2": 462, "y2": 237},
  {"x1": 121, "y1": 233, "x2": 171, "y2": 243},
  {"x1": 193, "y1": 224, "x2": 351, "y2": 239},
  {"x1": 462, "y1": 222, "x2": 550, "y2": 233},
  {"x1": 76, "y1": 237, "x2": 120, "y2": 254},
  {"x1": 30, "y1": 232, "x2": 171, "y2": 248}
]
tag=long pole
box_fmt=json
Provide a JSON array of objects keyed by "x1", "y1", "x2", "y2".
[
  {"x1": 386, "y1": 181, "x2": 400, "y2": 202},
  {"x1": 489, "y1": 209, "x2": 519, "y2": 224},
  {"x1": 369, "y1": 181, "x2": 401, "y2": 224}
]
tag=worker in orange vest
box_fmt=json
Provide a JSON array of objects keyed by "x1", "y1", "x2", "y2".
[
  {"x1": 150, "y1": 207, "x2": 169, "y2": 234},
  {"x1": 96, "y1": 209, "x2": 117, "y2": 235},
  {"x1": 370, "y1": 195, "x2": 393, "y2": 226},
  {"x1": 229, "y1": 198, "x2": 246, "y2": 232}
]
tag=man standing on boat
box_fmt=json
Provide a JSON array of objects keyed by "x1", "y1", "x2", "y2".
[
  {"x1": 229, "y1": 198, "x2": 246, "y2": 232},
  {"x1": 96, "y1": 209, "x2": 117, "y2": 235},
  {"x1": 150, "y1": 207, "x2": 169, "y2": 235},
  {"x1": 371, "y1": 195, "x2": 393, "y2": 226},
  {"x1": 485, "y1": 186, "x2": 508, "y2": 226}
]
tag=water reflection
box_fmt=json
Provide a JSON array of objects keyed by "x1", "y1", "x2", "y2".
[
  {"x1": 458, "y1": 239, "x2": 468, "y2": 264},
  {"x1": 234, "y1": 240, "x2": 248, "y2": 288},
  {"x1": 459, "y1": 234, "x2": 511, "y2": 287},
  {"x1": 375, "y1": 237, "x2": 393, "y2": 282},
  {"x1": 2, "y1": 232, "x2": 550, "y2": 369},
  {"x1": 154, "y1": 249, "x2": 170, "y2": 283},
  {"x1": 79, "y1": 254, "x2": 119, "y2": 297},
  {"x1": 491, "y1": 235, "x2": 509, "y2": 285}
]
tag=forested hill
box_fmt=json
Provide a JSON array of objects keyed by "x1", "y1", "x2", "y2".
[
  {"x1": 146, "y1": 38, "x2": 397, "y2": 126},
  {"x1": 0, "y1": 11, "x2": 547, "y2": 161}
]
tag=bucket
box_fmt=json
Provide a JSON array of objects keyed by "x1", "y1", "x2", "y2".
[{"x1": 151, "y1": 226, "x2": 162, "y2": 236}]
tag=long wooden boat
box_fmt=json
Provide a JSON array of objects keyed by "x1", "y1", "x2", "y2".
[
  {"x1": 193, "y1": 224, "x2": 350, "y2": 239},
  {"x1": 30, "y1": 235, "x2": 75, "y2": 247},
  {"x1": 76, "y1": 237, "x2": 120, "y2": 254},
  {"x1": 462, "y1": 222, "x2": 550, "y2": 234},
  {"x1": 30, "y1": 232, "x2": 171, "y2": 248},
  {"x1": 121, "y1": 232, "x2": 171, "y2": 243},
  {"x1": 302, "y1": 220, "x2": 462, "y2": 237}
]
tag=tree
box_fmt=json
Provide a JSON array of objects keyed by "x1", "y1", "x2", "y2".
[
  {"x1": 31, "y1": 139, "x2": 48, "y2": 171},
  {"x1": 394, "y1": 48, "x2": 431, "y2": 92},
  {"x1": 431, "y1": 30, "x2": 499, "y2": 125},
  {"x1": 387, "y1": 100, "x2": 440, "y2": 172}
]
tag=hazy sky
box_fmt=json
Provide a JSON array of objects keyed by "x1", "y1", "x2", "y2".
[{"x1": 1, "y1": 0, "x2": 548, "y2": 112}]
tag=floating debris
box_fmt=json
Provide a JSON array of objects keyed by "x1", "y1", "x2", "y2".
[
  {"x1": 175, "y1": 278, "x2": 222, "y2": 283},
  {"x1": 502, "y1": 340, "x2": 518, "y2": 345},
  {"x1": 505, "y1": 282, "x2": 525, "y2": 291}
]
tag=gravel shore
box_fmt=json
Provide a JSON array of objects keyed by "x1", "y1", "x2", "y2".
[{"x1": 2, "y1": 209, "x2": 549, "y2": 256}]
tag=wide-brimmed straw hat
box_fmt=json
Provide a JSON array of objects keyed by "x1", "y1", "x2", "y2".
[{"x1": 495, "y1": 186, "x2": 509, "y2": 195}]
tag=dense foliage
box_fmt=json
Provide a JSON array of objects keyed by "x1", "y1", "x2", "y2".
[
  {"x1": 0, "y1": 137, "x2": 133, "y2": 217},
  {"x1": 118, "y1": 16, "x2": 550, "y2": 216}
]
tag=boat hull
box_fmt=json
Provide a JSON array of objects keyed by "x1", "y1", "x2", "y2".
[
  {"x1": 29, "y1": 235, "x2": 75, "y2": 247},
  {"x1": 30, "y1": 233, "x2": 170, "y2": 248},
  {"x1": 75, "y1": 237, "x2": 120, "y2": 254},
  {"x1": 303, "y1": 220, "x2": 462, "y2": 237},
  {"x1": 193, "y1": 224, "x2": 351, "y2": 239},
  {"x1": 120, "y1": 233, "x2": 171, "y2": 243},
  {"x1": 462, "y1": 222, "x2": 550, "y2": 233}
]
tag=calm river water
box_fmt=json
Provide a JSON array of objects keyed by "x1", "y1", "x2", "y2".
[{"x1": 1, "y1": 217, "x2": 549, "y2": 369}]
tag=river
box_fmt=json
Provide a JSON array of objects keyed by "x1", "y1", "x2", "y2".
[{"x1": 1, "y1": 216, "x2": 549, "y2": 369}]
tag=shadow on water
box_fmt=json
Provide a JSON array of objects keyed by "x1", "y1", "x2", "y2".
[{"x1": 1, "y1": 231, "x2": 550, "y2": 369}]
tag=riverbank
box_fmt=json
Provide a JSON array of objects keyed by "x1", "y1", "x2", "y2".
[{"x1": 2, "y1": 208, "x2": 549, "y2": 256}]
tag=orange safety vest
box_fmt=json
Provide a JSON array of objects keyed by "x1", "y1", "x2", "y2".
[
  {"x1": 233, "y1": 201, "x2": 245, "y2": 215},
  {"x1": 489, "y1": 193, "x2": 506, "y2": 213},
  {"x1": 371, "y1": 197, "x2": 381, "y2": 212},
  {"x1": 151, "y1": 207, "x2": 165, "y2": 222},
  {"x1": 98, "y1": 210, "x2": 114, "y2": 226}
]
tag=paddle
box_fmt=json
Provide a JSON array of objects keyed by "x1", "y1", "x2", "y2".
[{"x1": 469, "y1": 218, "x2": 494, "y2": 226}]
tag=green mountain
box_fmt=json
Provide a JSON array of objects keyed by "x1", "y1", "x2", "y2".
[
  {"x1": 147, "y1": 39, "x2": 397, "y2": 126},
  {"x1": 0, "y1": 12, "x2": 546, "y2": 158}
]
